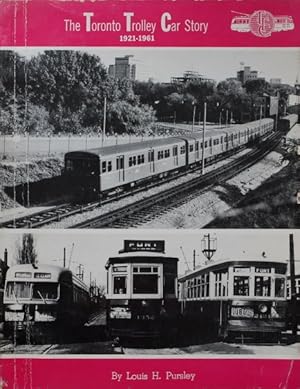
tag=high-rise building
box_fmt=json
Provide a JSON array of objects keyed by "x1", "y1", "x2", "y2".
[
  {"x1": 108, "y1": 55, "x2": 136, "y2": 80},
  {"x1": 237, "y1": 66, "x2": 264, "y2": 85}
]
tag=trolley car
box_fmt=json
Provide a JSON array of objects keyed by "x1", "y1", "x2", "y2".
[
  {"x1": 3, "y1": 264, "x2": 90, "y2": 342},
  {"x1": 106, "y1": 240, "x2": 179, "y2": 341},
  {"x1": 178, "y1": 259, "x2": 288, "y2": 342}
]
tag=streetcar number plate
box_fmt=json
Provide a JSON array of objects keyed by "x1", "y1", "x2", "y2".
[
  {"x1": 231, "y1": 307, "x2": 254, "y2": 318},
  {"x1": 5, "y1": 311, "x2": 24, "y2": 321}
]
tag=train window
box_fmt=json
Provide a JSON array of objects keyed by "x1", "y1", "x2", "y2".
[
  {"x1": 189, "y1": 144, "x2": 194, "y2": 152},
  {"x1": 32, "y1": 283, "x2": 58, "y2": 300},
  {"x1": 275, "y1": 278, "x2": 285, "y2": 297},
  {"x1": 233, "y1": 276, "x2": 249, "y2": 296},
  {"x1": 66, "y1": 160, "x2": 73, "y2": 171},
  {"x1": 113, "y1": 276, "x2": 127, "y2": 294},
  {"x1": 204, "y1": 141, "x2": 208, "y2": 148},
  {"x1": 132, "y1": 265, "x2": 159, "y2": 294},
  {"x1": 6, "y1": 282, "x2": 31, "y2": 299},
  {"x1": 129, "y1": 157, "x2": 133, "y2": 167},
  {"x1": 209, "y1": 139, "x2": 212, "y2": 147},
  {"x1": 255, "y1": 276, "x2": 271, "y2": 297},
  {"x1": 138, "y1": 155, "x2": 141, "y2": 164},
  {"x1": 195, "y1": 142, "x2": 199, "y2": 151},
  {"x1": 133, "y1": 274, "x2": 158, "y2": 294},
  {"x1": 148, "y1": 150, "x2": 154, "y2": 162},
  {"x1": 158, "y1": 150, "x2": 164, "y2": 160},
  {"x1": 107, "y1": 161, "x2": 112, "y2": 172},
  {"x1": 200, "y1": 142, "x2": 203, "y2": 149},
  {"x1": 180, "y1": 146, "x2": 185, "y2": 154},
  {"x1": 221, "y1": 137, "x2": 223, "y2": 144},
  {"x1": 102, "y1": 161, "x2": 107, "y2": 173},
  {"x1": 133, "y1": 156, "x2": 136, "y2": 165},
  {"x1": 173, "y1": 147, "x2": 178, "y2": 156},
  {"x1": 141, "y1": 155, "x2": 145, "y2": 164},
  {"x1": 215, "y1": 271, "x2": 228, "y2": 297},
  {"x1": 165, "y1": 149, "x2": 170, "y2": 158}
]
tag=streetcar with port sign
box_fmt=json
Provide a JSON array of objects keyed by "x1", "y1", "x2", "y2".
[
  {"x1": 105, "y1": 240, "x2": 180, "y2": 342},
  {"x1": 178, "y1": 259, "x2": 288, "y2": 343}
]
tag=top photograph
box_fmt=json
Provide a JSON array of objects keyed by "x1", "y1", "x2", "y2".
[{"x1": 0, "y1": 47, "x2": 299, "y2": 229}]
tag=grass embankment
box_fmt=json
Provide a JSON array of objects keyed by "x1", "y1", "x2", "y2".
[
  {"x1": 206, "y1": 158, "x2": 299, "y2": 228},
  {"x1": 0, "y1": 158, "x2": 63, "y2": 209}
]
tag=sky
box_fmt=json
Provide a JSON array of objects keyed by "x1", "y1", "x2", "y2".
[
  {"x1": 14, "y1": 47, "x2": 300, "y2": 85},
  {"x1": 0, "y1": 229, "x2": 299, "y2": 287}
]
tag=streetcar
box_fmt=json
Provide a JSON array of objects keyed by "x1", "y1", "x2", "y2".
[
  {"x1": 3, "y1": 264, "x2": 91, "y2": 342},
  {"x1": 105, "y1": 240, "x2": 179, "y2": 341},
  {"x1": 178, "y1": 259, "x2": 288, "y2": 342}
]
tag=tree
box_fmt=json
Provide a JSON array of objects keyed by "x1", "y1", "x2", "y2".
[{"x1": 16, "y1": 233, "x2": 37, "y2": 265}]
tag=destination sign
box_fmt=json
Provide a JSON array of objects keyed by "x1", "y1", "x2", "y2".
[{"x1": 122, "y1": 240, "x2": 165, "y2": 253}]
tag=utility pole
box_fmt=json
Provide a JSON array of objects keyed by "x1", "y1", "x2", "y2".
[
  {"x1": 201, "y1": 102, "x2": 207, "y2": 175},
  {"x1": 289, "y1": 233, "x2": 297, "y2": 338},
  {"x1": 192, "y1": 103, "x2": 196, "y2": 133},
  {"x1": 102, "y1": 96, "x2": 107, "y2": 145},
  {"x1": 193, "y1": 249, "x2": 196, "y2": 270}
]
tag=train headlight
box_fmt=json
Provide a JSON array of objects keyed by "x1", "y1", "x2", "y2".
[
  {"x1": 258, "y1": 304, "x2": 268, "y2": 314},
  {"x1": 141, "y1": 300, "x2": 148, "y2": 306}
]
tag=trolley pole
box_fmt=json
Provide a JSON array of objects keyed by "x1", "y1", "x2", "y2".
[
  {"x1": 289, "y1": 233, "x2": 297, "y2": 338},
  {"x1": 201, "y1": 102, "x2": 207, "y2": 175}
]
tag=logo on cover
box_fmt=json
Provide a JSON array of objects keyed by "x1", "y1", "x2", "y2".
[{"x1": 231, "y1": 11, "x2": 294, "y2": 37}]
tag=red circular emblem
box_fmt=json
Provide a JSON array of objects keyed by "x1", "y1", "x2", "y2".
[{"x1": 249, "y1": 10, "x2": 275, "y2": 37}]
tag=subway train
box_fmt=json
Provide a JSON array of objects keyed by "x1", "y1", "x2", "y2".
[{"x1": 63, "y1": 118, "x2": 274, "y2": 202}]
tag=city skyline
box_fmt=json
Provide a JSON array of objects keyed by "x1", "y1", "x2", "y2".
[{"x1": 14, "y1": 47, "x2": 300, "y2": 86}]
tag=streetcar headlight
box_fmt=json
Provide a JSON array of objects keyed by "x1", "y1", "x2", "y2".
[{"x1": 258, "y1": 304, "x2": 268, "y2": 313}]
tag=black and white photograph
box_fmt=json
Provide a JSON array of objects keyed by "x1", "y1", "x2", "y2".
[
  {"x1": 0, "y1": 48, "x2": 299, "y2": 229},
  {"x1": 0, "y1": 229, "x2": 299, "y2": 356}
]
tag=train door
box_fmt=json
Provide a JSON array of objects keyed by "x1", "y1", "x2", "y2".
[
  {"x1": 116, "y1": 155, "x2": 125, "y2": 182},
  {"x1": 172, "y1": 146, "x2": 178, "y2": 166},
  {"x1": 195, "y1": 141, "x2": 200, "y2": 160},
  {"x1": 148, "y1": 149, "x2": 155, "y2": 173}
]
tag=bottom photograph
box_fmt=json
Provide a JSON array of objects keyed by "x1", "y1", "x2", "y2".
[{"x1": 0, "y1": 229, "x2": 299, "y2": 357}]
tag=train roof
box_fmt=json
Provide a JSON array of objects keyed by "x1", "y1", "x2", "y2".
[
  {"x1": 106, "y1": 252, "x2": 178, "y2": 268},
  {"x1": 65, "y1": 118, "x2": 274, "y2": 159},
  {"x1": 66, "y1": 137, "x2": 184, "y2": 158},
  {"x1": 178, "y1": 258, "x2": 287, "y2": 282},
  {"x1": 6, "y1": 263, "x2": 89, "y2": 292}
]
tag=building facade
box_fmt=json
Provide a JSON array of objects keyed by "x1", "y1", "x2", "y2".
[{"x1": 108, "y1": 55, "x2": 136, "y2": 80}]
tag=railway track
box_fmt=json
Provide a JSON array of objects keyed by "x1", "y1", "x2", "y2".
[
  {"x1": 0, "y1": 133, "x2": 279, "y2": 229},
  {"x1": 72, "y1": 133, "x2": 281, "y2": 228}
]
